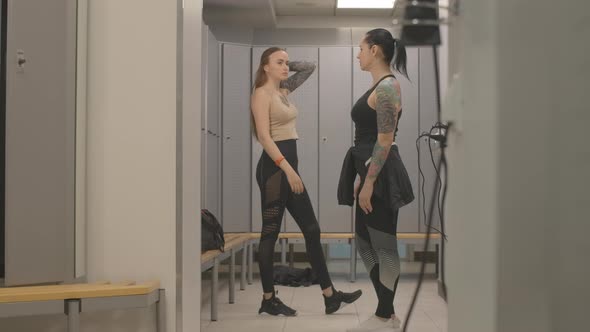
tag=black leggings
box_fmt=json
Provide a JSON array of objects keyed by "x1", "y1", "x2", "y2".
[{"x1": 256, "y1": 139, "x2": 333, "y2": 294}]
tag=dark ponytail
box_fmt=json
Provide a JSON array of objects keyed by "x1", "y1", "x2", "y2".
[
  {"x1": 365, "y1": 28, "x2": 408, "y2": 79},
  {"x1": 392, "y1": 39, "x2": 408, "y2": 79}
]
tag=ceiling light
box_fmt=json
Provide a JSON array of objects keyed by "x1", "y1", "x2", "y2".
[{"x1": 337, "y1": 0, "x2": 395, "y2": 9}]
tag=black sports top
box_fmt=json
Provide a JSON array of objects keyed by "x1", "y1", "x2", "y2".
[{"x1": 351, "y1": 74, "x2": 402, "y2": 145}]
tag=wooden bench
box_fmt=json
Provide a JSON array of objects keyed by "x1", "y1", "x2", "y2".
[
  {"x1": 201, "y1": 233, "x2": 252, "y2": 321},
  {"x1": 0, "y1": 280, "x2": 164, "y2": 332}
]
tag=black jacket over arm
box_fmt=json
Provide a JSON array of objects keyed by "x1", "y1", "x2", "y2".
[{"x1": 337, "y1": 144, "x2": 414, "y2": 210}]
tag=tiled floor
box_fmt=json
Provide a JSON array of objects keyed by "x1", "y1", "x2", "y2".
[{"x1": 201, "y1": 261, "x2": 447, "y2": 332}]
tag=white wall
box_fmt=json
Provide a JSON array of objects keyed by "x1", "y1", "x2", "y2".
[
  {"x1": 548, "y1": 3, "x2": 590, "y2": 329},
  {"x1": 1, "y1": 0, "x2": 203, "y2": 331},
  {"x1": 85, "y1": 0, "x2": 203, "y2": 331},
  {"x1": 85, "y1": 0, "x2": 179, "y2": 331},
  {"x1": 445, "y1": 0, "x2": 590, "y2": 331},
  {"x1": 178, "y1": 0, "x2": 203, "y2": 331},
  {"x1": 445, "y1": 1, "x2": 499, "y2": 331},
  {"x1": 495, "y1": 1, "x2": 589, "y2": 331}
]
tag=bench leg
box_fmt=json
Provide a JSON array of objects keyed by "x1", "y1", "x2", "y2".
[
  {"x1": 435, "y1": 243, "x2": 440, "y2": 278},
  {"x1": 65, "y1": 299, "x2": 80, "y2": 332},
  {"x1": 241, "y1": 244, "x2": 247, "y2": 290},
  {"x1": 248, "y1": 242, "x2": 253, "y2": 285},
  {"x1": 281, "y1": 239, "x2": 287, "y2": 265},
  {"x1": 229, "y1": 249, "x2": 236, "y2": 304},
  {"x1": 350, "y1": 238, "x2": 357, "y2": 283},
  {"x1": 407, "y1": 243, "x2": 415, "y2": 262},
  {"x1": 157, "y1": 289, "x2": 166, "y2": 332},
  {"x1": 289, "y1": 243, "x2": 295, "y2": 268},
  {"x1": 211, "y1": 258, "x2": 219, "y2": 321}
]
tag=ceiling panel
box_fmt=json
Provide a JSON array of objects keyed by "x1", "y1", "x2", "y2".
[
  {"x1": 204, "y1": 0, "x2": 413, "y2": 28},
  {"x1": 205, "y1": 0, "x2": 269, "y2": 9},
  {"x1": 336, "y1": 8, "x2": 394, "y2": 16},
  {"x1": 274, "y1": 0, "x2": 336, "y2": 16}
]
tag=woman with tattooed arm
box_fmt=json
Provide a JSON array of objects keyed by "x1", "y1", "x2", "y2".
[
  {"x1": 338, "y1": 29, "x2": 415, "y2": 332},
  {"x1": 250, "y1": 47, "x2": 362, "y2": 316}
]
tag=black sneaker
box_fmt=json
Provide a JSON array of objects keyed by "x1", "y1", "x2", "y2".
[
  {"x1": 324, "y1": 288, "x2": 363, "y2": 314},
  {"x1": 258, "y1": 292, "x2": 297, "y2": 316}
]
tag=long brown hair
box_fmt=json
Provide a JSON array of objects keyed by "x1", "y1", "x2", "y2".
[{"x1": 252, "y1": 47, "x2": 284, "y2": 140}]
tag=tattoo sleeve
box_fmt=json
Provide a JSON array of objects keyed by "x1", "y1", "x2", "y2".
[
  {"x1": 366, "y1": 78, "x2": 402, "y2": 182},
  {"x1": 280, "y1": 61, "x2": 316, "y2": 93}
]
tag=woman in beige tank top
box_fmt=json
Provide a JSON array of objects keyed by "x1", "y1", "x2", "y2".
[{"x1": 250, "y1": 47, "x2": 362, "y2": 316}]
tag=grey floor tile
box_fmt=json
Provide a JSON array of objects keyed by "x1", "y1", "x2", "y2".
[{"x1": 202, "y1": 260, "x2": 446, "y2": 332}]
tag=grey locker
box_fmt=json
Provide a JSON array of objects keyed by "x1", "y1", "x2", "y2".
[
  {"x1": 206, "y1": 137, "x2": 220, "y2": 218},
  {"x1": 418, "y1": 47, "x2": 442, "y2": 233},
  {"x1": 206, "y1": 30, "x2": 221, "y2": 218},
  {"x1": 251, "y1": 47, "x2": 266, "y2": 232},
  {"x1": 4, "y1": 0, "x2": 78, "y2": 286},
  {"x1": 201, "y1": 26, "x2": 208, "y2": 209},
  {"x1": 222, "y1": 44, "x2": 251, "y2": 232},
  {"x1": 395, "y1": 48, "x2": 420, "y2": 233},
  {"x1": 207, "y1": 30, "x2": 220, "y2": 134},
  {"x1": 318, "y1": 47, "x2": 353, "y2": 232},
  {"x1": 282, "y1": 47, "x2": 319, "y2": 233},
  {"x1": 1, "y1": 0, "x2": 5, "y2": 279}
]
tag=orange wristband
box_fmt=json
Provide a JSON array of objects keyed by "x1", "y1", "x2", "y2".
[{"x1": 275, "y1": 156, "x2": 285, "y2": 167}]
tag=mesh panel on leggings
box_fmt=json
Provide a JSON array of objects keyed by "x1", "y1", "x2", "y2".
[
  {"x1": 262, "y1": 206, "x2": 281, "y2": 221},
  {"x1": 261, "y1": 222, "x2": 281, "y2": 242},
  {"x1": 264, "y1": 171, "x2": 283, "y2": 204}
]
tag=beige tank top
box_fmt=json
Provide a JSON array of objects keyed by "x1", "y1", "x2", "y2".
[{"x1": 269, "y1": 93, "x2": 298, "y2": 141}]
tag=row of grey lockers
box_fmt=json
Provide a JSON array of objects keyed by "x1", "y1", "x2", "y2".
[{"x1": 201, "y1": 29, "x2": 443, "y2": 234}]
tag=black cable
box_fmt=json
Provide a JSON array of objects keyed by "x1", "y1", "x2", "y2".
[
  {"x1": 428, "y1": 127, "x2": 443, "y2": 224},
  {"x1": 419, "y1": 125, "x2": 449, "y2": 238},
  {"x1": 428, "y1": 123, "x2": 449, "y2": 298},
  {"x1": 416, "y1": 135, "x2": 427, "y2": 227},
  {"x1": 433, "y1": 47, "x2": 442, "y2": 124},
  {"x1": 439, "y1": 146, "x2": 449, "y2": 299},
  {"x1": 402, "y1": 44, "x2": 449, "y2": 331},
  {"x1": 431, "y1": 124, "x2": 449, "y2": 239},
  {"x1": 417, "y1": 133, "x2": 443, "y2": 235},
  {"x1": 432, "y1": 44, "x2": 449, "y2": 301},
  {"x1": 402, "y1": 153, "x2": 442, "y2": 332}
]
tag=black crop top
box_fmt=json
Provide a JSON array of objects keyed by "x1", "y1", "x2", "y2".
[{"x1": 351, "y1": 74, "x2": 402, "y2": 145}]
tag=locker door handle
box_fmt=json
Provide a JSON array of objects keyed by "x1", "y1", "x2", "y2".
[
  {"x1": 225, "y1": 136, "x2": 231, "y2": 140},
  {"x1": 16, "y1": 50, "x2": 26, "y2": 69},
  {"x1": 322, "y1": 137, "x2": 328, "y2": 142}
]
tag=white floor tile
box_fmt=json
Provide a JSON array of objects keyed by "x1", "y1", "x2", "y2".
[{"x1": 201, "y1": 261, "x2": 446, "y2": 332}]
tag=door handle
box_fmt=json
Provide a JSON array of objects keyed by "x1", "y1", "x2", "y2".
[{"x1": 16, "y1": 50, "x2": 26, "y2": 70}]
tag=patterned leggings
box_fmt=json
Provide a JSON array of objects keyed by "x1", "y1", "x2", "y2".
[{"x1": 355, "y1": 176, "x2": 401, "y2": 318}]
